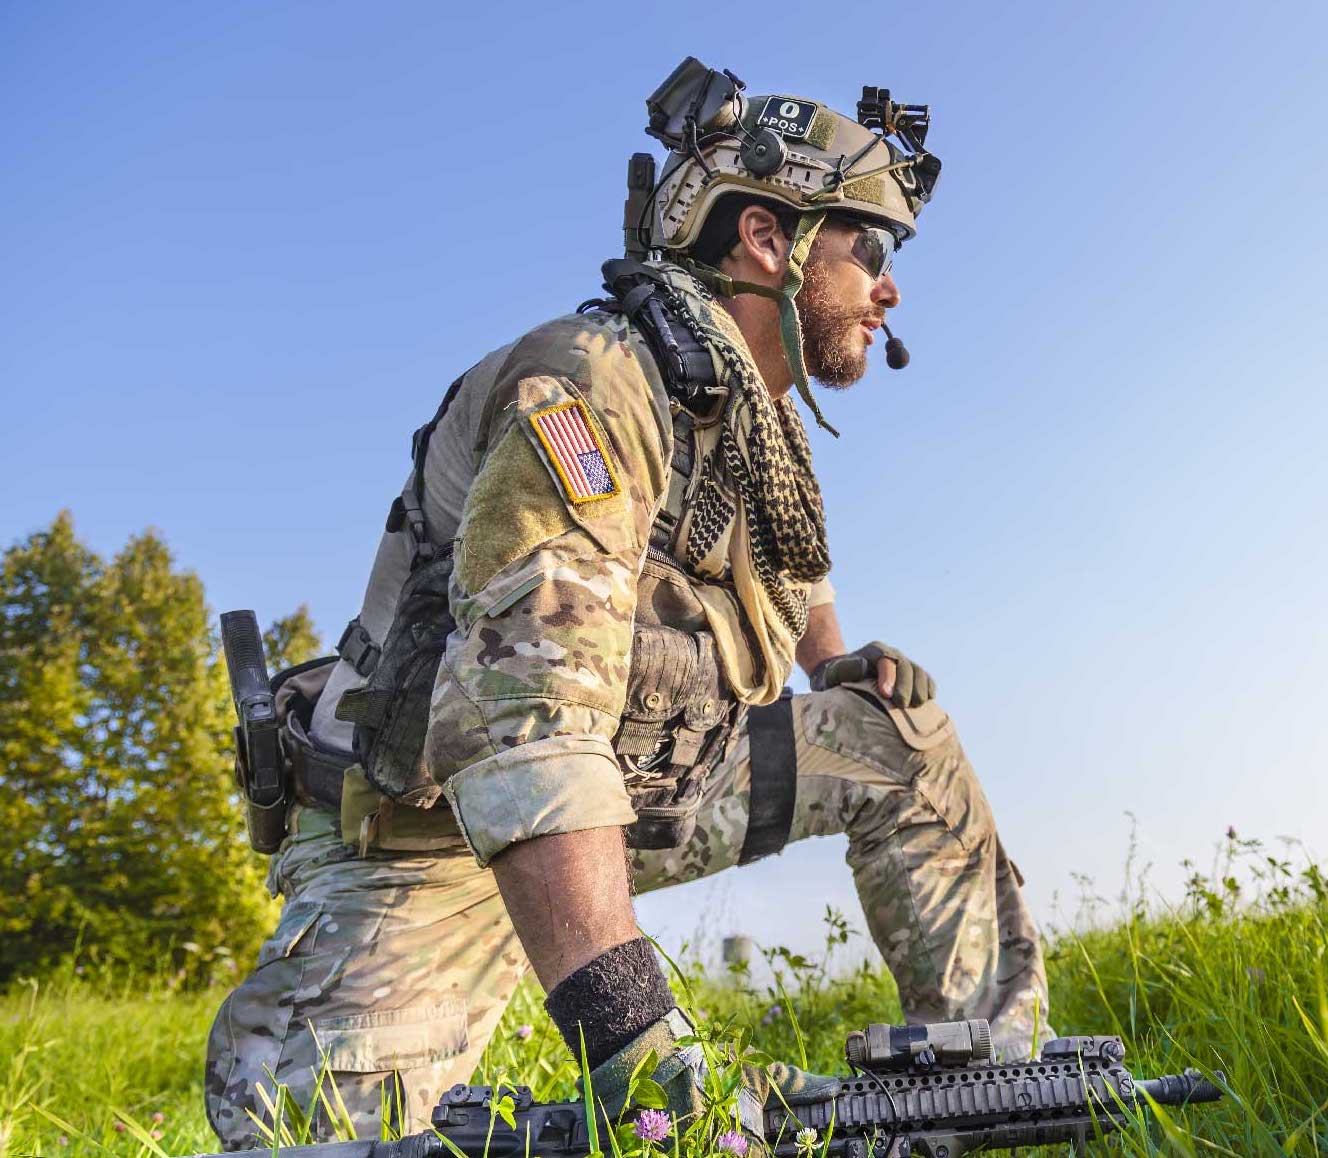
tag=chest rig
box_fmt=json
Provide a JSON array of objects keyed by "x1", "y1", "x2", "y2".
[
  {"x1": 596, "y1": 260, "x2": 746, "y2": 849},
  {"x1": 323, "y1": 264, "x2": 744, "y2": 850}
]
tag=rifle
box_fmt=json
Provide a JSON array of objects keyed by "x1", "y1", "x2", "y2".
[{"x1": 189, "y1": 1018, "x2": 1225, "y2": 1157}]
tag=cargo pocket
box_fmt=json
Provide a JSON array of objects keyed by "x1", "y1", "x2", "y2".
[
  {"x1": 312, "y1": 996, "x2": 470, "y2": 1073},
  {"x1": 894, "y1": 704, "x2": 994, "y2": 855},
  {"x1": 883, "y1": 699, "x2": 954, "y2": 753},
  {"x1": 255, "y1": 899, "x2": 323, "y2": 968}
]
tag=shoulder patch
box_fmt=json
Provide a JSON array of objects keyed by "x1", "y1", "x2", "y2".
[{"x1": 528, "y1": 400, "x2": 622, "y2": 504}]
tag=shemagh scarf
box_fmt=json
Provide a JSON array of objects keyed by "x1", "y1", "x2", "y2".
[{"x1": 652, "y1": 264, "x2": 832, "y2": 704}]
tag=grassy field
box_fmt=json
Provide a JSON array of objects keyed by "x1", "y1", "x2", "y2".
[{"x1": 3, "y1": 834, "x2": 1325, "y2": 1157}]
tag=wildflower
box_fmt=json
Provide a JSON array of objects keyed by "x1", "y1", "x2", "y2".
[
  {"x1": 761, "y1": 1002, "x2": 784, "y2": 1025},
  {"x1": 1247, "y1": 966, "x2": 1266, "y2": 985},
  {"x1": 634, "y1": 1109, "x2": 671, "y2": 1142},
  {"x1": 515, "y1": 1024, "x2": 533, "y2": 1041},
  {"x1": 716, "y1": 1129, "x2": 748, "y2": 1155},
  {"x1": 795, "y1": 1126, "x2": 818, "y2": 1151},
  {"x1": 152, "y1": 1112, "x2": 165, "y2": 1124},
  {"x1": 113, "y1": 1122, "x2": 127, "y2": 1134},
  {"x1": 150, "y1": 1130, "x2": 163, "y2": 1141},
  {"x1": 58, "y1": 1136, "x2": 70, "y2": 1147}
]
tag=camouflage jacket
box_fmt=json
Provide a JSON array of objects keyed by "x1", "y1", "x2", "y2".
[{"x1": 310, "y1": 278, "x2": 832, "y2": 865}]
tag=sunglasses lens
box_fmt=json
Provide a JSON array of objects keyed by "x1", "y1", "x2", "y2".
[{"x1": 853, "y1": 229, "x2": 895, "y2": 278}]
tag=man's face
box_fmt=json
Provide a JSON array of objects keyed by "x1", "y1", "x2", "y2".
[{"x1": 797, "y1": 219, "x2": 901, "y2": 389}]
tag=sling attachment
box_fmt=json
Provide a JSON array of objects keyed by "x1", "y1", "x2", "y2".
[
  {"x1": 739, "y1": 687, "x2": 798, "y2": 864},
  {"x1": 336, "y1": 616, "x2": 381, "y2": 677}
]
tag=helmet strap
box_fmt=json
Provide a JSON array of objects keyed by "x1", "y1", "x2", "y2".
[
  {"x1": 775, "y1": 210, "x2": 837, "y2": 437},
  {"x1": 675, "y1": 208, "x2": 840, "y2": 438}
]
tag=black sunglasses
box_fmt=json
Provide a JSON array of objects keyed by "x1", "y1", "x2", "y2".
[{"x1": 846, "y1": 225, "x2": 898, "y2": 280}]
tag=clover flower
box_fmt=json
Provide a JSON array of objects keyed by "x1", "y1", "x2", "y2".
[
  {"x1": 716, "y1": 1129, "x2": 749, "y2": 1155},
  {"x1": 795, "y1": 1126, "x2": 819, "y2": 1151},
  {"x1": 634, "y1": 1109, "x2": 671, "y2": 1142},
  {"x1": 515, "y1": 1024, "x2": 533, "y2": 1040}
]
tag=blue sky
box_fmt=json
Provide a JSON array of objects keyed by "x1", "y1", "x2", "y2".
[{"x1": 4, "y1": 1, "x2": 1326, "y2": 963}]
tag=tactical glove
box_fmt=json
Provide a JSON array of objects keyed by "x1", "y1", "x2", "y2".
[
  {"x1": 809, "y1": 641, "x2": 936, "y2": 708},
  {"x1": 588, "y1": 1008, "x2": 840, "y2": 1147}
]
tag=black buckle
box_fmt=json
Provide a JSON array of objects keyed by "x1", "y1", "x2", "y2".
[{"x1": 336, "y1": 617, "x2": 382, "y2": 677}]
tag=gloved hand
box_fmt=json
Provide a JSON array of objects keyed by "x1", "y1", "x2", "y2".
[
  {"x1": 588, "y1": 1008, "x2": 840, "y2": 1146},
  {"x1": 809, "y1": 641, "x2": 936, "y2": 708}
]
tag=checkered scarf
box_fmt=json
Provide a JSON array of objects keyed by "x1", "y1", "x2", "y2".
[{"x1": 663, "y1": 269, "x2": 832, "y2": 640}]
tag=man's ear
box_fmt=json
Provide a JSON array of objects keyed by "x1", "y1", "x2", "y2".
[{"x1": 734, "y1": 206, "x2": 788, "y2": 278}]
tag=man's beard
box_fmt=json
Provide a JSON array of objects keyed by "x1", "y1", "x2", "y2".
[{"x1": 797, "y1": 259, "x2": 877, "y2": 389}]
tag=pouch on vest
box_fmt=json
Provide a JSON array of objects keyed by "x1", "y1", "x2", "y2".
[
  {"x1": 617, "y1": 623, "x2": 738, "y2": 849},
  {"x1": 334, "y1": 547, "x2": 456, "y2": 808},
  {"x1": 271, "y1": 655, "x2": 359, "y2": 814}
]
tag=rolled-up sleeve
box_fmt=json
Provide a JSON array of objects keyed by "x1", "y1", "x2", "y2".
[
  {"x1": 807, "y1": 576, "x2": 836, "y2": 608},
  {"x1": 426, "y1": 340, "x2": 670, "y2": 865},
  {"x1": 442, "y1": 734, "x2": 634, "y2": 866}
]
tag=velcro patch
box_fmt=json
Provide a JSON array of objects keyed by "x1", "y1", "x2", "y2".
[
  {"x1": 528, "y1": 400, "x2": 622, "y2": 504},
  {"x1": 756, "y1": 96, "x2": 817, "y2": 140}
]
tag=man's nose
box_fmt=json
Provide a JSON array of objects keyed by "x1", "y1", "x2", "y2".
[{"x1": 871, "y1": 271, "x2": 901, "y2": 310}]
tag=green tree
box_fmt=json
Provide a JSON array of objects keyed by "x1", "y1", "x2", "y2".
[
  {"x1": 263, "y1": 603, "x2": 324, "y2": 672},
  {"x1": 0, "y1": 512, "x2": 309, "y2": 987}
]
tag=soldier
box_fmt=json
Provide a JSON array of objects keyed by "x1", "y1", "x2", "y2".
[{"x1": 206, "y1": 59, "x2": 1053, "y2": 1149}]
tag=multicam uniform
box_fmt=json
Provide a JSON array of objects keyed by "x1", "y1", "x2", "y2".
[{"x1": 205, "y1": 269, "x2": 1051, "y2": 1149}]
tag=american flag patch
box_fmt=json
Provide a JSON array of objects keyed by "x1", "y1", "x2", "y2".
[{"x1": 528, "y1": 400, "x2": 622, "y2": 504}]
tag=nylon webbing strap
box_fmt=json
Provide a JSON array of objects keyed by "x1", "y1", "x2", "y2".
[
  {"x1": 739, "y1": 689, "x2": 798, "y2": 865},
  {"x1": 393, "y1": 367, "x2": 473, "y2": 571}
]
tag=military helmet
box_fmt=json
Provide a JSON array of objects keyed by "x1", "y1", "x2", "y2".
[
  {"x1": 629, "y1": 58, "x2": 942, "y2": 435},
  {"x1": 640, "y1": 58, "x2": 940, "y2": 256}
]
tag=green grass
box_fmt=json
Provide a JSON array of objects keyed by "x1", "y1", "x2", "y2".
[{"x1": 4, "y1": 833, "x2": 1327, "y2": 1157}]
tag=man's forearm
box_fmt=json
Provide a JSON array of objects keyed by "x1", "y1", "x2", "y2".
[
  {"x1": 796, "y1": 600, "x2": 849, "y2": 676},
  {"x1": 797, "y1": 601, "x2": 901, "y2": 700},
  {"x1": 490, "y1": 826, "x2": 640, "y2": 991}
]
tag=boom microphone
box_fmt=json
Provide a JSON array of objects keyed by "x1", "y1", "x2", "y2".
[{"x1": 883, "y1": 323, "x2": 910, "y2": 369}]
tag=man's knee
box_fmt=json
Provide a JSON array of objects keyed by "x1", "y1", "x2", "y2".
[
  {"x1": 205, "y1": 844, "x2": 523, "y2": 1147},
  {"x1": 796, "y1": 687, "x2": 996, "y2": 851}
]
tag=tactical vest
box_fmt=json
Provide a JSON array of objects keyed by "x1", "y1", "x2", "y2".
[{"x1": 329, "y1": 261, "x2": 743, "y2": 850}]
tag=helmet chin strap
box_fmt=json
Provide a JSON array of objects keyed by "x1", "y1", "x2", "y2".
[
  {"x1": 775, "y1": 210, "x2": 836, "y2": 437},
  {"x1": 678, "y1": 209, "x2": 840, "y2": 438}
]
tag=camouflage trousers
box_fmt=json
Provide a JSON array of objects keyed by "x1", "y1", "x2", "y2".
[{"x1": 204, "y1": 688, "x2": 1052, "y2": 1148}]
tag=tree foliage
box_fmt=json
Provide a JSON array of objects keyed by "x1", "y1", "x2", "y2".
[
  {"x1": 0, "y1": 512, "x2": 313, "y2": 987},
  {"x1": 263, "y1": 603, "x2": 325, "y2": 672}
]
